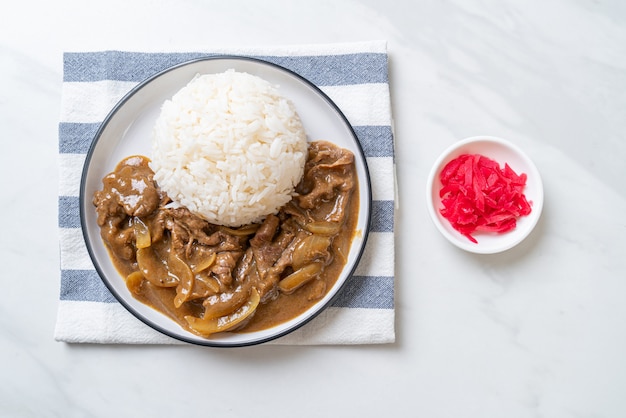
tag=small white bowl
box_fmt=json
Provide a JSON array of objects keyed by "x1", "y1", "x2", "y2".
[{"x1": 426, "y1": 136, "x2": 543, "y2": 254}]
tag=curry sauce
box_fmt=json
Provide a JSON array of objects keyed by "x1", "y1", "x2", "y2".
[{"x1": 93, "y1": 141, "x2": 359, "y2": 337}]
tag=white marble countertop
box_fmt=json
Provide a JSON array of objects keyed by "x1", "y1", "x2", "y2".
[{"x1": 2, "y1": 0, "x2": 625, "y2": 416}]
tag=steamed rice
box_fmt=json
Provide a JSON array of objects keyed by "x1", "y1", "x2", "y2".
[{"x1": 151, "y1": 70, "x2": 307, "y2": 227}]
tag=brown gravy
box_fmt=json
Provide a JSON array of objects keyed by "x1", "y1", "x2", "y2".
[{"x1": 93, "y1": 141, "x2": 358, "y2": 337}]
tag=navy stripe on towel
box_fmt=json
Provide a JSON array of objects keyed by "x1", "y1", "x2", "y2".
[
  {"x1": 371, "y1": 200, "x2": 394, "y2": 233},
  {"x1": 332, "y1": 275, "x2": 394, "y2": 309},
  {"x1": 60, "y1": 122, "x2": 394, "y2": 158},
  {"x1": 60, "y1": 268, "x2": 394, "y2": 308},
  {"x1": 354, "y1": 126, "x2": 394, "y2": 158},
  {"x1": 63, "y1": 51, "x2": 388, "y2": 86},
  {"x1": 59, "y1": 122, "x2": 100, "y2": 154},
  {"x1": 59, "y1": 196, "x2": 81, "y2": 228},
  {"x1": 60, "y1": 269, "x2": 116, "y2": 303}
]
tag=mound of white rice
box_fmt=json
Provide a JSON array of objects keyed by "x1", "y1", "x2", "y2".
[{"x1": 151, "y1": 70, "x2": 307, "y2": 227}]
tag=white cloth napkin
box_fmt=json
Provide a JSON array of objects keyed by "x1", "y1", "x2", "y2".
[{"x1": 54, "y1": 41, "x2": 396, "y2": 345}]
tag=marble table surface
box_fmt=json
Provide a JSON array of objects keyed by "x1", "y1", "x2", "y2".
[{"x1": 1, "y1": 0, "x2": 625, "y2": 416}]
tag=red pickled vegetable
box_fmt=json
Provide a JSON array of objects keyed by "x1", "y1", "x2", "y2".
[{"x1": 438, "y1": 153, "x2": 532, "y2": 243}]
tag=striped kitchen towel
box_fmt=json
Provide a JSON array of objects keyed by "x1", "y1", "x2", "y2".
[{"x1": 54, "y1": 41, "x2": 395, "y2": 345}]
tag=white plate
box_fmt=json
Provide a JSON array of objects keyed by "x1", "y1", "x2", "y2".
[
  {"x1": 426, "y1": 136, "x2": 543, "y2": 254},
  {"x1": 80, "y1": 56, "x2": 372, "y2": 346}
]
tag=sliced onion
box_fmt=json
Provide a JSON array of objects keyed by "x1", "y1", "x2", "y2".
[
  {"x1": 192, "y1": 252, "x2": 216, "y2": 274},
  {"x1": 133, "y1": 217, "x2": 151, "y2": 249},
  {"x1": 125, "y1": 270, "x2": 144, "y2": 294},
  {"x1": 169, "y1": 252, "x2": 194, "y2": 308},
  {"x1": 136, "y1": 247, "x2": 178, "y2": 287},
  {"x1": 278, "y1": 263, "x2": 323, "y2": 294},
  {"x1": 196, "y1": 275, "x2": 220, "y2": 294},
  {"x1": 219, "y1": 224, "x2": 260, "y2": 236},
  {"x1": 201, "y1": 286, "x2": 250, "y2": 320},
  {"x1": 304, "y1": 221, "x2": 341, "y2": 236},
  {"x1": 292, "y1": 235, "x2": 331, "y2": 270},
  {"x1": 185, "y1": 288, "x2": 260, "y2": 337}
]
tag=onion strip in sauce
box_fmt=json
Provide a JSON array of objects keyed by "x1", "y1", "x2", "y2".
[
  {"x1": 185, "y1": 288, "x2": 260, "y2": 336},
  {"x1": 278, "y1": 262, "x2": 323, "y2": 294},
  {"x1": 136, "y1": 248, "x2": 178, "y2": 287},
  {"x1": 126, "y1": 271, "x2": 144, "y2": 295},
  {"x1": 192, "y1": 252, "x2": 216, "y2": 274},
  {"x1": 170, "y1": 252, "x2": 195, "y2": 308},
  {"x1": 133, "y1": 217, "x2": 151, "y2": 249},
  {"x1": 291, "y1": 235, "x2": 331, "y2": 270},
  {"x1": 219, "y1": 224, "x2": 260, "y2": 236},
  {"x1": 201, "y1": 285, "x2": 251, "y2": 320},
  {"x1": 303, "y1": 221, "x2": 341, "y2": 236}
]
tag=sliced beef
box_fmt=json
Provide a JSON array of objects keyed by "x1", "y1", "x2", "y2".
[{"x1": 295, "y1": 141, "x2": 355, "y2": 225}]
